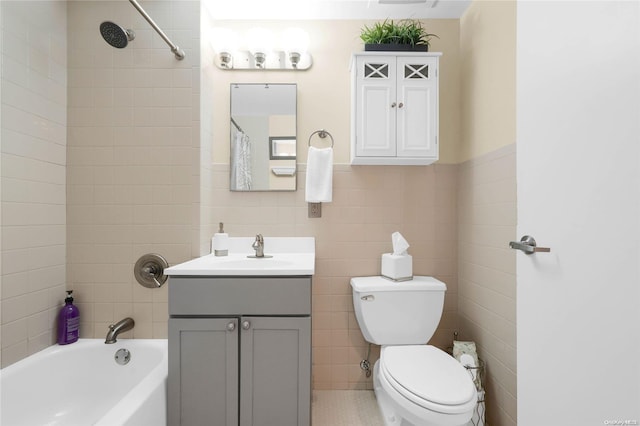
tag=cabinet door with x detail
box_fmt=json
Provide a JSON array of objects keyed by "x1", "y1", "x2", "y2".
[
  {"x1": 352, "y1": 53, "x2": 440, "y2": 165},
  {"x1": 396, "y1": 56, "x2": 438, "y2": 159}
]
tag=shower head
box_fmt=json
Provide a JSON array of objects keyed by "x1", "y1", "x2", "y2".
[{"x1": 99, "y1": 21, "x2": 135, "y2": 49}]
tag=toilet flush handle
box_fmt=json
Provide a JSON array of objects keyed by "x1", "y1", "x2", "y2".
[{"x1": 361, "y1": 295, "x2": 375, "y2": 301}]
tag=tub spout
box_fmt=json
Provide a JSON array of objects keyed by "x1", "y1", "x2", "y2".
[{"x1": 105, "y1": 317, "x2": 135, "y2": 344}]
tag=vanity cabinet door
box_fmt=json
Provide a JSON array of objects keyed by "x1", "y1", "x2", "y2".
[
  {"x1": 168, "y1": 318, "x2": 239, "y2": 426},
  {"x1": 239, "y1": 316, "x2": 311, "y2": 426}
]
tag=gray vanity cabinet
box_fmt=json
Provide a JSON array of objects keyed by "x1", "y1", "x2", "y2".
[
  {"x1": 240, "y1": 316, "x2": 310, "y2": 426},
  {"x1": 168, "y1": 276, "x2": 312, "y2": 426},
  {"x1": 168, "y1": 317, "x2": 239, "y2": 426}
]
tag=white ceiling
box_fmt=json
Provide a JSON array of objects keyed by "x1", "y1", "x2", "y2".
[{"x1": 206, "y1": 0, "x2": 472, "y2": 20}]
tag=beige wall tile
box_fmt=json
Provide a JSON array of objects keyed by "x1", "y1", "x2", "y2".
[
  {"x1": 0, "y1": 0, "x2": 68, "y2": 367},
  {"x1": 458, "y1": 144, "x2": 516, "y2": 426},
  {"x1": 205, "y1": 164, "x2": 459, "y2": 390}
]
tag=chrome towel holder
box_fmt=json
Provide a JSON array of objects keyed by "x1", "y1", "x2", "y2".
[{"x1": 308, "y1": 129, "x2": 334, "y2": 147}]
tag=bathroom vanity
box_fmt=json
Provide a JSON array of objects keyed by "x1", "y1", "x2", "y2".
[{"x1": 164, "y1": 237, "x2": 315, "y2": 426}]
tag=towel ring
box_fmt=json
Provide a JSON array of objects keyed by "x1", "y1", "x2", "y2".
[{"x1": 308, "y1": 129, "x2": 334, "y2": 148}]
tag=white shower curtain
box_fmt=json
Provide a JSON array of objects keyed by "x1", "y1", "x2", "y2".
[{"x1": 231, "y1": 130, "x2": 252, "y2": 191}]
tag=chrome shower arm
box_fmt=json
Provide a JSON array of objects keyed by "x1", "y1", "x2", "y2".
[{"x1": 128, "y1": 0, "x2": 185, "y2": 60}]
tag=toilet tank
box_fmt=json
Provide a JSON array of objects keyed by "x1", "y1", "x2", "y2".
[{"x1": 350, "y1": 276, "x2": 446, "y2": 345}]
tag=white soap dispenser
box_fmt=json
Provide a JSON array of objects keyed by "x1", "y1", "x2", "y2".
[{"x1": 212, "y1": 222, "x2": 229, "y2": 256}]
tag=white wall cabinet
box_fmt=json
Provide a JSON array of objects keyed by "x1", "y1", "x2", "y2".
[{"x1": 351, "y1": 52, "x2": 441, "y2": 165}]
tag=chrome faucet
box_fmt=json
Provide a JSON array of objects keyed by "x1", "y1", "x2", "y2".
[
  {"x1": 252, "y1": 234, "x2": 265, "y2": 258},
  {"x1": 105, "y1": 317, "x2": 135, "y2": 344}
]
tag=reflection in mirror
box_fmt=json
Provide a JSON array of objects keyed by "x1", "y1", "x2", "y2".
[
  {"x1": 269, "y1": 137, "x2": 296, "y2": 160},
  {"x1": 230, "y1": 84, "x2": 297, "y2": 191}
]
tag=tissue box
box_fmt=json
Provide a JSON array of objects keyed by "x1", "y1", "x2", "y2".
[{"x1": 381, "y1": 253, "x2": 413, "y2": 281}]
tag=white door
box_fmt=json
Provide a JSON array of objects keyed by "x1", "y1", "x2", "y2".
[{"x1": 517, "y1": 2, "x2": 640, "y2": 425}]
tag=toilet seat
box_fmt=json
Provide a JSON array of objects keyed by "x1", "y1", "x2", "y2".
[{"x1": 380, "y1": 345, "x2": 477, "y2": 415}]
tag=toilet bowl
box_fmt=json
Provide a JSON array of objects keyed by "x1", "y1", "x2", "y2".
[
  {"x1": 350, "y1": 276, "x2": 477, "y2": 426},
  {"x1": 374, "y1": 346, "x2": 477, "y2": 426}
]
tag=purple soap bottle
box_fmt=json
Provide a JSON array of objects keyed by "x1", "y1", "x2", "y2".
[{"x1": 57, "y1": 290, "x2": 80, "y2": 345}]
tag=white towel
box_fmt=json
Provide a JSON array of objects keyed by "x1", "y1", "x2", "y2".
[{"x1": 305, "y1": 146, "x2": 333, "y2": 203}]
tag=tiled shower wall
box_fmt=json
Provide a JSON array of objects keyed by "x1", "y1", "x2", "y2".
[
  {"x1": 66, "y1": 0, "x2": 200, "y2": 340},
  {"x1": 199, "y1": 3, "x2": 216, "y2": 255},
  {"x1": 208, "y1": 163, "x2": 459, "y2": 389},
  {"x1": 0, "y1": 1, "x2": 68, "y2": 367}
]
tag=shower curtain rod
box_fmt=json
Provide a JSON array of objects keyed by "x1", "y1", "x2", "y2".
[
  {"x1": 129, "y1": 0, "x2": 185, "y2": 60},
  {"x1": 231, "y1": 118, "x2": 244, "y2": 133}
]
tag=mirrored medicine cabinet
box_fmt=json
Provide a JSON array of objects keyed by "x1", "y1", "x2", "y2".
[{"x1": 230, "y1": 83, "x2": 297, "y2": 191}]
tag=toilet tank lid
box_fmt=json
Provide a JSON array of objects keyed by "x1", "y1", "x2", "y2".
[{"x1": 350, "y1": 276, "x2": 446, "y2": 292}]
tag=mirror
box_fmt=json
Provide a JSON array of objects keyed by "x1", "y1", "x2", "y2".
[{"x1": 230, "y1": 83, "x2": 297, "y2": 191}]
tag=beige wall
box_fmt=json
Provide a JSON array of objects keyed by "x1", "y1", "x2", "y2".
[
  {"x1": 459, "y1": 0, "x2": 516, "y2": 163},
  {"x1": 459, "y1": 1, "x2": 517, "y2": 425},
  {"x1": 66, "y1": 0, "x2": 200, "y2": 341},
  {"x1": 1, "y1": 1, "x2": 68, "y2": 367}
]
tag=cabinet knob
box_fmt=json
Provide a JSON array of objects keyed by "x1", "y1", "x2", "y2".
[
  {"x1": 242, "y1": 320, "x2": 251, "y2": 330},
  {"x1": 398, "y1": 102, "x2": 404, "y2": 109},
  {"x1": 391, "y1": 102, "x2": 396, "y2": 108},
  {"x1": 226, "y1": 322, "x2": 236, "y2": 332}
]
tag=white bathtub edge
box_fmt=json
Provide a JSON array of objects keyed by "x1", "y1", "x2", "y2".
[{"x1": 95, "y1": 339, "x2": 168, "y2": 426}]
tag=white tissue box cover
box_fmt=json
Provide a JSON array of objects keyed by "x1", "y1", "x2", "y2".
[{"x1": 381, "y1": 253, "x2": 413, "y2": 280}]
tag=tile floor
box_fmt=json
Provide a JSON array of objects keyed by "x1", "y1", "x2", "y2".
[{"x1": 312, "y1": 390, "x2": 384, "y2": 426}]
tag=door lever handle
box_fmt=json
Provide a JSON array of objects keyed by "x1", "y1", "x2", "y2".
[{"x1": 509, "y1": 235, "x2": 551, "y2": 255}]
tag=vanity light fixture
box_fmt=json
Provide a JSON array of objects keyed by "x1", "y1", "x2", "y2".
[
  {"x1": 247, "y1": 27, "x2": 273, "y2": 69},
  {"x1": 211, "y1": 27, "x2": 313, "y2": 71},
  {"x1": 210, "y1": 28, "x2": 239, "y2": 69},
  {"x1": 282, "y1": 27, "x2": 310, "y2": 69}
]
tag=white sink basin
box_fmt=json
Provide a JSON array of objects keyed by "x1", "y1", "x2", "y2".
[
  {"x1": 164, "y1": 237, "x2": 315, "y2": 276},
  {"x1": 219, "y1": 258, "x2": 294, "y2": 269}
]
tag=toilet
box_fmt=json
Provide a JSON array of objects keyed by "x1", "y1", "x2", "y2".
[{"x1": 350, "y1": 276, "x2": 477, "y2": 426}]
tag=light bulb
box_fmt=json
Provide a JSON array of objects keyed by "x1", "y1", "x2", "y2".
[
  {"x1": 247, "y1": 28, "x2": 274, "y2": 68},
  {"x1": 282, "y1": 28, "x2": 310, "y2": 68},
  {"x1": 282, "y1": 27, "x2": 310, "y2": 55},
  {"x1": 210, "y1": 28, "x2": 238, "y2": 54},
  {"x1": 210, "y1": 28, "x2": 238, "y2": 69}
]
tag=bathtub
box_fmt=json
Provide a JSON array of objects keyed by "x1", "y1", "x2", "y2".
[{"x1": 0, "y1": 339, "x2": 167, "y2": 426}]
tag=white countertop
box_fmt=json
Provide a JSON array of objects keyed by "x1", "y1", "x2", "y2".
[{"x1": 164, "y1": 237, "x2": 315, "y2": 276}]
